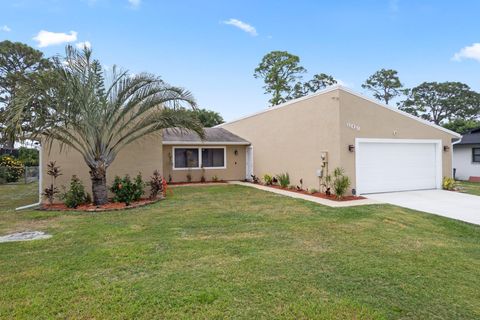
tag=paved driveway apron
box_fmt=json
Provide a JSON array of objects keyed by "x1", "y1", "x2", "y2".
[{"x1": 366, "y1": 190, "x2": 480, "y2": 225}]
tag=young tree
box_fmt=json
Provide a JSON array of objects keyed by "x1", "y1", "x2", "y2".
[
  {"x1": 15, "y1": 46, "x2": 203, "y2": 205},
  {"x1": 192, "y1": 108, "x2": 224, "y2": 127},
  {"x1": 399, "y1": 82, "x2": 480, "y2": 125},
  {"x1": 254, "y1": 51, "x2": 306, "y2": 106},
  {"x1": 0, "y1": 41, "x2": 51, "y2": 147},
  {"x1": 361, "y1": 68, "x2": 404, "y2": 105},
  {"x1": 442, "y1": 119, "x2": 480, "y2": 134}
]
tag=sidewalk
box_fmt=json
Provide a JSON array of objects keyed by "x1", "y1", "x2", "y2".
[{"x1": 228, "y1": 181, "x2": 382, "y2": 208}]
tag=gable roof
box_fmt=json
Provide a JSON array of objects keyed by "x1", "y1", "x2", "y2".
[
  {"x1": 217, "y1": 85, "x2": 462, "y2": 138},
  {"x1": 162, "y1": 127, "x2": 250, "y2": 145},
  {"x1": 455, "y1": 127, "x2": 480, "y2": 145}
]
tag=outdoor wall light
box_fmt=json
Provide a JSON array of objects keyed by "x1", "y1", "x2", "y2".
[
  {"x1": 348, "y1": 145, "x2": 355, "y2": 152},
  {"x1": 234, "y1": 149, "x2": 238, "y2": 155},
  {"x1": 443, "y1": 146, "x2": 450, "y2": 152}
]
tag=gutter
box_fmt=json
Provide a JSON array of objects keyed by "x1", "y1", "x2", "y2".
[{"x1": 15, "y1": 142, "x2": 42, "y2": 211}]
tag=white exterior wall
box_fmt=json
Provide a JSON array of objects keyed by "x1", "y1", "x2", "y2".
[{"x1": 453, "y1": 144, "x2": 480, "y2": 180}]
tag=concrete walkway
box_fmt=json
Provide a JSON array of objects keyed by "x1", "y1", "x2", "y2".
[
  {"x1": 228, "y1": 181, "x2": 381, "y2": 207},
  {"x1": 366, "y1": 190, "x2": 480, "y2": 225}
]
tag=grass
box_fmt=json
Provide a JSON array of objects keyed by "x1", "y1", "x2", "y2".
[
  {"x1": 0, "y1": 184, "x2": 479, "y2": 319},
  {"x1": 457, "y1": 180, "x2": 480, "y2": 196}
]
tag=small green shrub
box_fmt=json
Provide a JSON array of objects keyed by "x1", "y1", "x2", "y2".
[
  {"x1": 62, "y1": 175, "x2": 89, "y2": 208},
  {"x1": 263, "y1": 174, "x2": 273, "y2": 185},
  {"x1": 0, "y1": 155, "x2": 24, "y2": 183},
  {"x1": 276, "y1": 172, "x2": 290, "y2": 188},
  {"x1": 186, "y1": 171, "x2": 192, "y2": 182},
  {"x1": 332, "y1": 167, "x2": 351, "y2": 199},
  {"x1": 309, "y1": 188, "x2": 318, "y2": 194},
  {"x1": 149, "y1": 170, "x2": 163, "y2": 200},
  {"x1": 442, "y1": 177, "x2": 457, "y2": 191},
  {"x1": 212, "y1": 175, "x2": 219, "y2": 182},
  {"x1": 110, "y1": 173, "x2": 145, "y2": 205}
]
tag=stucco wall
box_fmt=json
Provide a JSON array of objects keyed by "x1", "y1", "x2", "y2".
[
  {"x1": 162, "y1": 145, "x2": 247, "y2": 182},
  {"x1": 337, "y1": 90, "x2": 457, "y2": 190},
  {"x1": 453, "y1": 144, "x2": 480, "y2": 180},
  {"x1": 221, "y1": 90, "x2": 342, "y2": 191},
  {"x1": 41, "y1": 134, "x2": 163, "y2": 203}
]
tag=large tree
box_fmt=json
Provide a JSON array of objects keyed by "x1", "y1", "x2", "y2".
[
  {"x1": 192, "y1": 108, "x2": 224, "y2": 127},
  {"x1": 442, "y1": 119, "x2": 480, "y2": 134},
  {"x1": 14, "y1": 46, "x2": 203, "y2": 205},
  {"x1": 0, "y1": 41, "x2": 51, "y2": 148},
  {"x1": 254, "y1": 51, "x2": 306, "y2": 106},
  {"x1": 291, "y1": 73, "x2": 337, "y2": 99},
  {"x1": 361, "y1": 68, "x2": 404, "y2": 105},
  {"x1": 399, "y1": 82, "x2": 480, "y2": 125}
]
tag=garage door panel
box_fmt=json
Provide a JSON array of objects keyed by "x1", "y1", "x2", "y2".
[{"x1": 356, "y1": 141, "x2": 439, "y2": 194}]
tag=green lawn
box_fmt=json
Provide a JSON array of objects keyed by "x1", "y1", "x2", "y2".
[
  {"x1": 0, "y1": 184, "x2": 479, "y2": 319},
  {"x1": 458, "y1": 180, "x2": 480, "y2": 196}
]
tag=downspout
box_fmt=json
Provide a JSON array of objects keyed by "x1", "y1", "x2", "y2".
[
  {"x1": 15, "y1": 142, "x2": 42, "y2": 211},
  {"x1": 451, "y1": 137, "x2": 462, "y2": 180}
]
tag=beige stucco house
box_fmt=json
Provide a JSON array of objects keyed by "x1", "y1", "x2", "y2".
[
  {"x1": 219, "y1": 86, "x2": 461, "y2": 195},
  {"x1": 40, "y1": 85, "x2": 461, "y2": 203}
]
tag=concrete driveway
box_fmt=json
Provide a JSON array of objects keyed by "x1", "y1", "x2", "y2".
[{"x1": 366, "y1": 190, "x2": 480, "y2": 225}]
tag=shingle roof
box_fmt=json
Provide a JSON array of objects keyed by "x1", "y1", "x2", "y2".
[
  {"x1": 455, "y1": 127, "x2": 480, "y2": 145},
  {"x1": 162, "y1": 128, "x2": 250, "y2": 145}
]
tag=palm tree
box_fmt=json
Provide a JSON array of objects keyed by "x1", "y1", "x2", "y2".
[{"x1": 15, "y1": 46, "x2": 203, "y2": 205}]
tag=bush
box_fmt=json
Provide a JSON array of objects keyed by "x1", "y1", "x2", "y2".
[
  {"x1": 110, "y1": 173, "x2": 145, "y2": 205},
  {"x1": 18, "y1": 147, "x2": 39, "y2": 166},
  {"x1": 332, "y1": 167, "x2": 351, "y2": 199},
  {"x1": 42, "y1": 161, "x2": 62, "y2": 204},
  {"x1": 149, "y1": 170, "x2": 164, "y2": 199},
  {"x1": 442, "y1": 177, "x2": 457, "y2": 191},
  {"x1": 0, "y1": 155, "x2": 24, "y2": 183},
  {"x1": 309, "y1": 188, "x2": 318, "y2": 194},
  {"x1": 263, "y1": 174, "x2": 273, "y2": 185},
  {"x1": 276, "y1": 172, "x2": 290, "y2": 188},
  {"x1": 212, "y1": 175, "x2": 219, "y2": 182},
  {"x1": 62, "y1": 175, "x2": 89, "y2": 208}
]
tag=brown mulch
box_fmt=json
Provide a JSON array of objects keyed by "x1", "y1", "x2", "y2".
[
  {"x1": 167, "y1": 181, "x2": 226, "y2": 185},
  {"x1": 40, "y1": 197, "x2": 163, "y2": 212},
  {"x1": 257, "y1": 184, "x2": 366, "y2": 202}
]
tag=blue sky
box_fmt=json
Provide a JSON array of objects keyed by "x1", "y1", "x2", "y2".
[{"x1": 1, "y1": 0, "x2": 479, "y2": 121}]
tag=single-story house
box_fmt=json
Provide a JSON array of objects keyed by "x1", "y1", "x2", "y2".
[
  {"x1": 219, "y1": 86, "x2": 461, "y2": 194},
  {"x1": 40, "y1": 85, "x2": 461, "y2": 202},
  {"x1": 453, "y1": 128, "x2": 480, "y2": 181}
]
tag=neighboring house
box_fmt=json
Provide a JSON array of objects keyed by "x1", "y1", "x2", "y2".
[
  {"x1": 220, "y1": 86, "x2": 461, "y2": 195},
  {"x1": 41, "y1": 85, "x2": 461, "y2": 202},
  {"x1": 453, "y1": 128, "x2": 480, "y2": 181}
]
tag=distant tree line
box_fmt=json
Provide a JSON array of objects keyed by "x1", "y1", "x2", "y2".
[{"x1": 254, "y1": 51, "x2": 480, "y2": 134}]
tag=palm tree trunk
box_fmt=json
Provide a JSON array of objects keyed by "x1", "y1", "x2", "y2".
[{"x1": 90, "y1": 166, "x2": 108, "y2": 205}]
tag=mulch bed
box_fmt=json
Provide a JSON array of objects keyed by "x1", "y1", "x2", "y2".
[
  {"x1": 168, "y1": 181, "x2": 226, "y2": 185},
  {"x1": 256, "y1": 184, "x2": 365, "y2": 202},
  {"x1": 40, "y1": 197, "x2": 163, "y2": 212}
]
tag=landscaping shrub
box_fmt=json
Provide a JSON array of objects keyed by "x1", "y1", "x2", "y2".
[
  {"x1": 263, "y1": 174, "x2": 273, "y2": 185},
  {"x1": 186, "y1": 171, "x2": 192, "y2": 182},
  {"x1": 442, "y1": 177, "x2": 457, "y2": 191},
  {"x1": 18, "y1": 147, "x2": 39, "y2": 166},
  {"x1": 276, "y1": 173, "x2": 290, "y2": 188},
  {"x1": 110, "y1": 173, "x2": 144, "y2": 205},
  {"x1": 62, "y1": 175, "x2": 90, "y2": 208},
  {"x1": 0, "y1": 155, "x2": 24, "y2": 183},
  {"x1": 332, "y1": 167, "x2": 350, "y2": 199},
  {"x1": 212, "y1": 175, "x2": 219, "y2": 182},
  {"x1": 42, "y1": 161, "x2": 62, "y2": 204},
  {"x1": 149, "y1": 170, "x2": 163, "y2": 199},
  {"x1": 309, "y1": 188, "x2": 318, "y2": 194}
]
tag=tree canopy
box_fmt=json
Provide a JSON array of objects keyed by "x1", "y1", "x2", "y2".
[
  {"x1": 361, "y1": 68, "x2": 404, "y2": 105},
  {"x1": 399, "y1": 82, "x2": 480, "y2": 125},
  {"x1": 0, "y1": 40, "x2": 51, "y2": 147},
  {"x1": 191, "y1": 108, "x2": 224, "y2": 127}
]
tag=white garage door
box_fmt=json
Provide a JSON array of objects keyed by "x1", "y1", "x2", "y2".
[{"x1": 356, "y1": 139, "x2": 441, "y2": 194}]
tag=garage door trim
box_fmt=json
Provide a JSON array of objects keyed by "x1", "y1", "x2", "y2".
[{"x1": 355, "y1": 138, "x2": 443, "y2": 195}]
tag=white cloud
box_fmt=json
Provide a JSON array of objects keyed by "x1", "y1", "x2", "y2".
[
  {"x1": 222, "y1": 18, "x2": 258, "y2": 36},
  {"x1": 75, "y1": 41, "x2": 91, "y2": 49},
  {"x1": 1, "y1": 25, "x2": 11, "y2": 32},
  {"x1": 128, "y1": 0, "x2": 141, "y2": 8},
  {"x1": 33, "y1": 30, "x2": 78, "y2": 48},
  {"x1": 452, "y1": 43, "x2": 480, "y2": 62}
]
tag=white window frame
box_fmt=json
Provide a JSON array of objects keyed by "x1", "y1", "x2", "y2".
[{"x1": 172, "y1": 146, "x2": 227, "y2": 170}]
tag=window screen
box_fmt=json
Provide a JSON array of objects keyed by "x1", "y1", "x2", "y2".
[
  {"x1": 473, "y1": 148, "x2": 480, "y2": 163},
  {"x1": 174, "y1": 148, "x2": 199, "y2": 168},
  {"x1": 202, "y1": 148, "x2": 225, "y2": 167}
]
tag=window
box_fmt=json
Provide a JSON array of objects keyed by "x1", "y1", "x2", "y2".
[
  {"x1": 202, "y1": 148, "x2": 225, "y2": 168},
  {"x1": 174, "y1": 148, "x2": 199, "y2": 168},
  {"x1": 473, "y1": 148, "x2": 480, "y2": 163},
  {"x1": 172, "y1": 147, "x2": 226, "y2": 169}
]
